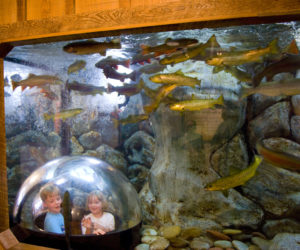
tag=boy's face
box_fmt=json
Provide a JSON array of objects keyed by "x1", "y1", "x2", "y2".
[{"x1": 43, "y1": 193, "x2": 62, "y2": 214}]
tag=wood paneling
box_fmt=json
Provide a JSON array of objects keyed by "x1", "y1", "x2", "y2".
[
  {"x1": 75, "y1": 0, "x2": 119, "y2": 13},
  {"x1": 0, "y1": 0, "x2": 18, "y2": 25},
  {"x1": 0, "y1": 0, "x2": 299, "y2": 45},
  {"x1": 27, "y1": 0, "x2": 74, "y2": 20}
]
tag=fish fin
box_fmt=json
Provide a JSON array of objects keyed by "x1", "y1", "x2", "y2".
[
  {"x1": 217, "y1": 95, "x2": 224, "y2": 105},
  {"x1": 285, "y1": 39, "x2": 299, "y2": 54},
  {"x1": 111, "y1": 118, "x2": 119, "y2": 128},
  {"x1": 207, "y1": 34, "x2": 221, "y2": 48},
  {"x1": 144, "y1": 105, "x2": 155, "y2": 114},
  {"x1": 213, "y1": 66, "x2": 224, "y2": 74},
  {"x1": 239, "y1": 85, "x2": 252, "y2": 99},
  {"x1": 146, "y1": 59, "x2": 151, "y2": 64},
  {"x1": 268, "y1": 38, "x2": 280, "y2": 54},
  {"x1": 174, "y1": 69, "x2": 184, "y2": 75},
  {"x1": 107, "y1": 83, "x2": 113, "y2": 93},
  {"x1": 137, "y1": 79, "x2": 145, "y2": 90},
  {"x1": 125, "y1": 59, "x2": 131, "y2": 68}
]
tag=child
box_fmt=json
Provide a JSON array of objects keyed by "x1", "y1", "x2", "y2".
[
  {"x1": 39, "y1": 183, "x2": 65, "y2": 234},
  {"x1": 81, "y1": 191, "x2": 115, "y2": 235}
]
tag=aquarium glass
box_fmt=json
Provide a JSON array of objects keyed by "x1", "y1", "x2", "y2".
[{"x1": 4, "y1": 21, "x2": 300, "y2": 241}]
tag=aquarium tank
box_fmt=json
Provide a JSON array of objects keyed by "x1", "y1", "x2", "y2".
[{"x1": 4, "y1": 21, "x2": 300, "y2": 249}]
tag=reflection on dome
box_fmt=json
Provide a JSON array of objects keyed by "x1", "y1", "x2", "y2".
[{"x1": 13, "y1": 156, "x2": 141, "y2": 235}]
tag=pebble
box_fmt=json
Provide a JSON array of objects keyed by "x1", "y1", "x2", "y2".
[
  {"x1": 142, "y1": 235, "x2": 159, "y2": 244},
  {"x1": 159, "y1": 225, "x2": 181, "y2": 239},
  {"x1": 206, "y1": 230, "x2": 231, "y2": 241},
  {"x1": 180, "y1": 227, "x2": 202, "y2": 240},
  {"x1": 142, "y1": 228, "x2": 158, "y2": 236},
  {"x1": 135, "y1": 243, "x2": 150, "y2": 250},
  {"x1": 248, "y1": 245, "x2": 261, "y2": 250},
  {"x1": 223, "y1": 229, "x2": 242, "y2": 235},
  {"x1": 252, "y1": 231, "x2": 267, "y2": 239},
  {"x1": 209, "y1": 248, "x2": 223, "y2": 250},
  {"x1": 251, "y1": 236, "x2": 271, "y2": 250},
  {"x1": 169, "y1": 237, "x2": 189, "y2": 248},
  {"x1": 214, "y1": 240, "x2": 232, "y2": 248},
  {"x1": 232, "y1": 240, "x2": 249, "y2": 250},
  {"x1": 150, "y1": 237, "x2": 169, "y2": 250},
  {"x1": 190, "y1": 240, "x2": 210, "y2": 250}
]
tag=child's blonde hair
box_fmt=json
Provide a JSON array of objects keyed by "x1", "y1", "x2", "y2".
[
  {"x1": 40, "y1": 183, "x2": 60, "y2": 202},
  {"x1": 86, "y1": 190, "x2": 108, "y2": 211}
]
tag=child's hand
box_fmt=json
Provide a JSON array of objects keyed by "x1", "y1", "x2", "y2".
[
  {"x1": 81, "y1": 216, "x2": 92, "y2": 228},
  {"x1": 94, "y1": 228, "x2": 106, "y2": 235}
]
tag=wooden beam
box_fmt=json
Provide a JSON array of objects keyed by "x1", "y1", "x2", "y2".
[{"x1": 0, "y1": 0, "x2": 299, "y2": 45}]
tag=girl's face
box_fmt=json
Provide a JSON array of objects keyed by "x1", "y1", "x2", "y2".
[{"x1": 87, "y1": 195, "x2": 103, "y2": 216}]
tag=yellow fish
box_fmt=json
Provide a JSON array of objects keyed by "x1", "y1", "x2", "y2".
[
  {"x1": 206, "y1": 38, "x2": 279, "y2": 66},
  {"x1": 256, "y1": 142, "x2": 300, "y2": 172},
  {"x1": 67, "y1": 60, "x2": 86, "y2": 74},
  {"x1": 44, "y1": 108, "x2": 83, "y2": 121},
  {"x1": 112, "y1": 114, "x2": 149, "y2": 128},
  {"x1": 169, "y1": 95, "x2": 224, "y2": 112},
  {"x1": 149, "y1": 70, "x2": 201, "y2": 88},
  {"x1": 205, "y1": 155, "x2": 263, "y2": 191}
]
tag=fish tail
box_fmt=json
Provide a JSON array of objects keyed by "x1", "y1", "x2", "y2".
[
  {"x1": 213, "y1": 66, "x2": 224, "y2": 74},
  {"x1": 239, "y1": 86, "x2": 252, "y2": 99},
  {"x1": 44, "y1": 113, "x2": 52, "y2": 120},
  {"x1": 143, "y1": 105, "x2": 154, "y2": 114},
  {"x1": 140, "y1": 44, "x2": 149, "y2": 55},
  {"x1": 111, "y1": 38, "x2": 121, "y2": 44},
  {"x1": 130, "y1": 71, "x2": 137, "y2": 82},
  {"x1": 285, "y1": 39, "x2": 299, "y2": 54},
  {"x1": 207, "y1": 34, "x2": 221, "y2": 48},
  {"x1": 11, "y1": 80, "x2": 19, "y2": 91},
  {"x1": 217, "y1": 95, "x2": 224, "y2": 105},
  {"x1": 107, "y1": 83, "x2": 113, "y2": 93},
  {"x1": 137, "y1": 79, "x2": 145, "y2": 90},
  {"x1": 268, "y1": 38, "x2": 280, "y2": 54}
]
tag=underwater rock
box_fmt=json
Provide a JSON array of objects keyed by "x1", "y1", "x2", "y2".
[
  {"x1": 128, "y1": 164, "x2": 149, "y2": 192},
  {"x1": 242, "y1": 138, "x2": 300, "y2": 217},
  {"x1": 149, "y1": 236, "x2": 169, "y2": 250},
  {"x1": 213, "y1": 240, "x2": 232, "y2": 248},
  {"x1": 124, "y1": 131, "x2": 155, "y2": 168},
  {"x1": 134, "y1": 243, "x2": 150, "y2": 250},
  {"x1": 180, "y1": 227, "x2": 203, "y2": 240},
  {"x1": 248, "y1": 101, "x2": 291, "y2": 147},
  {"x1": 262, "y1": 219, "x2": 300, "y2": 239},
  {"x1": 210, "y1": 133, "x2": 249, "y2": 177},
  {"x1": 70, "y1": 119, "x2": 91, "y2": 137},
  {"x1": 70, "y1": 136, "x2": 84, "y2": 155},
  {"x1": 268, "y1": 233, "x2": 300, "y2": 250},
  {"x1": 251, "y1": 237, "x2": 271, "y2": 250},
  {"x1": 292, "y1": 95, "x2": 300, "y2": 116},
  {"x1": 291, "y1": 116, "x2": 300, "y2": 144},
  {"x1": 232, "y1": 240, "x2": 248, "y2": 250},
  {"x1": 247, "y1": 94, "x2": 284, "y2": 120},
  {"x1": 140, "y1": 104, "x2": 263, "y2": 230},
  {"x1": 78, "y1": 130, "x2": 102, "y2": 150},
  {"x1": 95, "y1": 144, "x2": 127, "y2": 174},
  {"x1": 168, "y1": 237, "x2": 189, "y2": 248},
  {"x1": 47, "y1": 131, "x2": 61, "y2": 147},
  {"x1": 142, "y1": 228, "x2": 158, "y2": 236},
  {"x1": 159, "y1": 225, "x2": 181, "y2": 239},
  {"x1": 189, "y1": 239, "x2": 211, "y2": 250},
  {"x1": 6, "y1": 130, "x2": 49, "y2": 165}
]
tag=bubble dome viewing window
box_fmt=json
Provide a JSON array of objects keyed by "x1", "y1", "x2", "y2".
[{"x1": 13, "y1": 156, "x2": 141, "y2": 236}]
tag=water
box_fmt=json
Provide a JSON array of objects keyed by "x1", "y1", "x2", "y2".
[{"x1": 4, "y1": 21, "x2": 300, "y2": 247}]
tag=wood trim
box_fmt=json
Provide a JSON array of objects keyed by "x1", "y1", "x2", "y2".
[
  {"x1": 0, "y1": 58, "x2": 9, "y2": 232},
  {"x1": 17, "y1": 0, "x2": 27, "y2": 22},
  {"x1": 0, "y1": 0, "x2": 299, "y2": 45}
]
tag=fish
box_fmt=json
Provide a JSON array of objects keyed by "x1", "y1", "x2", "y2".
[
  {"x1": 206, "y1": 38, "x2": 280, "y2": 66},
  {"x1": 35, "y1": 88, "x2": 59, "y2": 100},
  {"x1": 67, "y1": 60, "x2": 86, "y2": 74},
  {"x1": 131, "y1": 53, "x2": 156, "y2": 65},
  {"x1": 252, "y1": 54, "x2": 300, "y2": 87},
  {"x1": 256, "y1": 142, "x2": 300, "y2": 172},
  {"x1": 66, "y1": 81, "x2": 106, "y2": 95},
  {"x1": 213, "y1": 65, "x2": 252, "y2": 83},
  {"x1": 139, "y1": 61, "x2": 167, "y2": 74},
  {"x1": 112, "y1": 114, "x2": 149, "y2": 127},
  {"x1": 12, "y1": 74, "x2": 63, "y2": 91},
  {"x1": 107, "y1": 79, "x2": 144, "y2": 96},
  {"x1": 143, "y1": 84, "x2": 178, "y2": 113},
  {"x1": 141, "y1": 38, "x2": 198, "y2": 57},
  {"x1": 63, "y1": 38, "x2": 121, "y2": 56},
  {"x1": 169, "y1": 95, "x2": 224, "y2": 112},
  {"x1": 160, "y1": 35, "x2": 220, "y2": 65},
  {"x1": 102, "y1": 65, "x2": 136, "y2": 82},
  {"x1": 240, "y1": 78, "x2": 300, "y2": 98},
  {"x1": 205, "y1": 155, "x2": 263, "y2": 191},
  {"x1": 149, "y1": 70, "x2": 201, "y2": 88},
  {"x1": 44, "y1": 108, "x2": 83, "y2": 121},
  {"x1": 95, "y1": 56, "x2": 130, "y2": 69},
  {"x1": 62, "y1": 191, "x2": 71, "y2": 250}
]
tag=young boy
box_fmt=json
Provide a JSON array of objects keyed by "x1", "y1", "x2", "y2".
[{"x1": 39, "y1": 184, "x2": 65, "y2": 234}]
